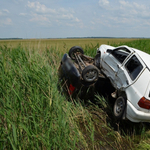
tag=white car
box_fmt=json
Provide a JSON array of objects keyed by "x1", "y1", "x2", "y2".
[
  {"x1": 95, "y1": 44, "x2": 150, "y2": 122},
  {"x1": 59, "y1": 45, "x2": 150, "y2": 123}
]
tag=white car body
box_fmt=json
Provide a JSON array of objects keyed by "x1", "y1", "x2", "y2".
[{"x1": 97, "y1": 44, "x2": 150, "y2": 122}]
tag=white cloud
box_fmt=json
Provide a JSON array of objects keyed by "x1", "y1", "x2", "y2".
[
  {"x1": 0, "y1": 9, "x2": 12, "y2": 26},
  {"x1": 29, "y1": 13, "x2": 49, "y2": 22},
  {"x1": 3, "y1": 9, "x2": 9, "y2": 13},
  {"x1": 19, "y1": 13, "x2": 27, "y2": 16},
  {"x1": 13, "y1": 0, "x2": 23, "y2": 4},
  {"x1": 26, "y1": 1, "x2": 82, "y2": 27},
  {"x1": 61, "y1": 14, "x2": 74, "y2": 20},
  {"x1": 0, "y1": 18, "x2": 12, "y2": 26},
  {"x1": 0, "y1": 9, "x2": 9, "y2": 16},
  {"x1": 118, "y1": 1, "x2": 150, "y2": 18},
  {"x1": 97, "y1": 0, "x2": 150, "y2": 28},
  {"x1": 27, "y1": 1, "x2": 56, "y2": 14},
  {"x1": 91, "y1": 21, "x2": 95, "y2": 25},
  {"x1": 133, "y1": 2, "x2": 146, "y2": 10},
  {"x1": 75, "y1": 18, "x2": 80, "y2": 22},
  {"x1": 99, "y1": 0, "x2": 109, "y2": 6},
  {"x1": 66, "y1": 23, "x2": 74, "y2": 27},
  {"x1": 119, "y1": 1, "x2": 131, "y2": 8}
]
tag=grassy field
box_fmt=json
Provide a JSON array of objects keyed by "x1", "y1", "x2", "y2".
[
  {"x1": 0, "y1": 38, "x2": 150, "y2": 149},
  {"x1": 0, "y1": 38, "x2": 137, "y2": 50}
]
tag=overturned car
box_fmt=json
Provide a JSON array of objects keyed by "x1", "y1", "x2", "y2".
[{"x1": 58, "y1": 45, "x2": 150, "y2": 123}]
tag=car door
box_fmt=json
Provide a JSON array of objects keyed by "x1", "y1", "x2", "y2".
[
  {"x1": 117, "y1": 53, "x2": 145, "y2": 90},
  {"x1": 114, "y1": 65, "x2": 129, "y2": 89},
  {"x1": 101, "y1": 47, "x2": 133, "y2": 89}
]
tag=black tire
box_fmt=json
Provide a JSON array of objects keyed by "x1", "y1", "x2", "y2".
[
  {"x1": 113, "y1": 96, "x2": 126, "y2": 121},
  {"x1": 94, "y1": 53, "x2": 101, "y2": 69},
  {"x1": 69, "y1": 46, "x2": 84, "y2": 60},
  {"x1": 82, "y1": 65, "x2": 99, "y2": 82}
]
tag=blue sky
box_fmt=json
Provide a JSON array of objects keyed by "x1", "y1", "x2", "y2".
[{"x1": 0, "y1": 0, "x2": 150, "y2": 38}]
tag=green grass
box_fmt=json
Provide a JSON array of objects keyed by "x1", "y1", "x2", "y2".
[{"x1": 0, "y1": 39, "x2": 150, "y2": 149}]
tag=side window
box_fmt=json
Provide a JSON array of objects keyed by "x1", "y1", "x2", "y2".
[
  {"x1": 112, "y1": 48, "x2": 130, "y2": 63},
  {"x1": 125, "y1": 55, "x2": 143, "y2": 81}
]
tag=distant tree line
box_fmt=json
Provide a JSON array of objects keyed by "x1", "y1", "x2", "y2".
[{"x1": 0, "y1": 38, "x2": 23, "y2": 40}]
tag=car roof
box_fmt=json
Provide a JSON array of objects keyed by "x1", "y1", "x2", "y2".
[
  {"x1": 100, "y1": 44, "x2": 150, "y2": 69},
  {"x1": 113, "y1": 45, "x2": 150, "y2": 69},
  {"x1": 131, "y1": 47, "x2": 150, "y2": 69}
]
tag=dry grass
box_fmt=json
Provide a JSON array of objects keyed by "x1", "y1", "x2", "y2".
[{"x1": 0, "y1": 38, "x2": 137, "y2": 50}]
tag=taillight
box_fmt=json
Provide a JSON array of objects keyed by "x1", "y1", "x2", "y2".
[
  {"x1": 68, "y1": 84, "x2": 75, "y2": 95},
  {"x1": 138, "y1": 97, "x2": 150, "y2": 109}
]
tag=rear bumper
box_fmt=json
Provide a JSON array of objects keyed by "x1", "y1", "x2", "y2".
[{"x1": 126, "y1": 100, "x2": 150, "y2": 122}]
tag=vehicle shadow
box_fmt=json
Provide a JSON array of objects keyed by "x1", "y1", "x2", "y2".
[
  {"x1": 94, "y1": 79, "x2": 150, "y2": 137},
  {"x1": 58, "y1": 77, "x2": 150, "y2": 137},
  {"x1": 79, "y1": 77, "x2": 150, "y2": 137}
]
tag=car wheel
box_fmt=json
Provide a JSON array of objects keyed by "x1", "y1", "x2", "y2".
[
  {"x1": 94, "y1": 53, "x2": 101, "y2": 69},
  {"x1": 82, "y1": 65, "x2": 99, "y2": 82},
  {"x1": 69, "y1": 46, "x2": 84, "y2": 60},
  {"x1": 113, "y1": 96, "x2": 126, "y2": 121}
]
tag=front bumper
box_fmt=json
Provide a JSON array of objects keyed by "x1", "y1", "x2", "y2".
[{"x1": 126, "y1": 100, "x2": 150, "y2": 122}]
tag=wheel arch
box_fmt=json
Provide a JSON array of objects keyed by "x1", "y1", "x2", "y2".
[{"x1": 117, "y1": 90, "x2": 127, "y2": 100}]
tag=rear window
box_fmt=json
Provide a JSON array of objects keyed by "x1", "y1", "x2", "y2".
[{"x1": 125, "y1": 55, "x2": 143, "y2": 80}]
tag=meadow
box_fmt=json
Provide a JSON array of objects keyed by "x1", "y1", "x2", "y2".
[
  {"x1": 0, "y1": 38, "x2": 150, "y2": 149},
  {"x1": 0, "y1": 38, "x2": 137, "y2": 50}
]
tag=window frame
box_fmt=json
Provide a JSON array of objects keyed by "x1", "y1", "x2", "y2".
[
  {"x1": 125, "y1": 55, "x2": 143, "y2": 81},
  {"x1": 112, "y1": 47, "x2": 131, "y2": 64}
]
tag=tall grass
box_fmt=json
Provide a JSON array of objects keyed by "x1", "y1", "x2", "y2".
[
  {"x1": 0, "y1": 39, "x2": 150, "y2": 149},
  {"x1": 0, "y1": 45, "x2": 82, "y2": 149}
]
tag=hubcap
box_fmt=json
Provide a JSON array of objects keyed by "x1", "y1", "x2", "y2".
[
  {"x1": 115, "y1": 98, "x2": 125, "y2": 116},
  {"x1": 85, "y1": 70, "x2": 97, "y2": 81},
  {"x1": 116, "y1": 101, "x2": 123, "y2": 114}
]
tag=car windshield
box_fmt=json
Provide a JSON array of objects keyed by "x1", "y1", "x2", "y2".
[
  {"x1": 112, "y1": 48, "x2": 131, "y2": 63},
  {"x1": 125, "y1": 55, "x2": 143, "y2": 81}
]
